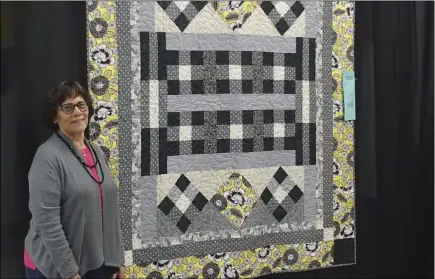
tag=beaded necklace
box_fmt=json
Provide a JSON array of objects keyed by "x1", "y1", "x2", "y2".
[{"x1": 55, "y1": 131, "x2": 105, "y2": 184}]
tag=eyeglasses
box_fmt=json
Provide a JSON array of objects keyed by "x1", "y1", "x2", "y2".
[{"x1": 58, "y1": 102, "x2": 89, "y2": 114}]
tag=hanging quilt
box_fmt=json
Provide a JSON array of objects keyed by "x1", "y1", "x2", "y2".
[{"x1": 87, "y1": 1, "x2": 356, "y2": 278}]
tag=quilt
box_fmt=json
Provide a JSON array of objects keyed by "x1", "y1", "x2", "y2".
[{"x1": 87, "y1": 1, "x2": 356, "y2": 278}]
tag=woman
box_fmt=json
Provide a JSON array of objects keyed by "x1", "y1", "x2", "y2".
[{"x1": 24, "y1": 81, "x2": 125, "y2": 279}]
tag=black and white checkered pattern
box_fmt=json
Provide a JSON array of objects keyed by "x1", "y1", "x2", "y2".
[
  {"x1": 165, "y1": 109, "x2": 298, "y2": 156},
  {"x1": 140, "y1": 33, "x2": 316, "y2": 176},
  {"x1": 157, "y1": 1, "x2": 208, "y2": 32},
  {"x1": 260, "y1": 167, "x2": 304, "y2": 222},
  {"x1": 157, "y1": 174, "x2": 209, "y2": 233},
  {"x1": 260, "y1": 1, "x2": 305, "y2": 35},
  {"x1": 164, "y1": 50, "x2": 300, "y2": 95}
]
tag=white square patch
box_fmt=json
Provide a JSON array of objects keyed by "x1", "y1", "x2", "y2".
[
  {"x1": 273, "y1": 186, "x2": 288, "y2": 203},
  {"x1": 179, "y1": 65, "x2": 191, "y2": 80},
  {"x1": 274, "y1": 1, "x2": 291, "y2": 17},
  {"x1": 273, "y1": 66, "x2": 285, "y2": 80},
  {"x1": 323, "y1": 228, "x2": 334, "y2": 241},
  {"x1": 230, "y1": 125, "x2": 244, "y2": 139},
  {"x1": 229, "y1": 65, "x2": 242, "y2": 80},
  {"x1": 274, "y1": 123, "x2": 285, "y2": 137},
  {"x1": 174, "y1": 1, "x2": 189, "y2": 11},
  {"x1": 175, "y1": 194, "x2": 191, "y2": 213},
  {"x1": 124, "y1": 250, "x2": 133, "y2": 266},
  {"x1": 179, "y1": 126, "x2": 192, "y2": 141}
]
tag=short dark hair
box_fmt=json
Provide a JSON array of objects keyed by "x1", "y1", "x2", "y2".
[{"x1": 42, "y1": 80, "x2": 94, "y2": 130}]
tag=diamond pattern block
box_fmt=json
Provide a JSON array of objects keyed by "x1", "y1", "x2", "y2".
[
  {"x1": 260, "y1": 1, "x2": 305, "y2": 35},
  {"x1": 158, "y1": 174, "x2": 209, "y2": 232},
  {"x1": 157, "y1": 1, "x2": 208, "y2": 31},
  {"x1": 260, "y1": 167, "x2": 304, "y2": 222}
]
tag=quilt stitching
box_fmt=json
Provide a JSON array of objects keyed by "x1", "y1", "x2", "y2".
[{"x1": 87, "y1": 1, "x2": 356, "y2": 277}]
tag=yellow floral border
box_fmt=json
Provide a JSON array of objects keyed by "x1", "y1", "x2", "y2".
[
  {"x1": 332, "y1": 2, "x2": 356, "y2": 240},
  {"x1": 87, "y1": 1, "x2": 355, "y2": 277},
  {"x1": 87, "y1": 0, "x2": 120, "y2": 185}
]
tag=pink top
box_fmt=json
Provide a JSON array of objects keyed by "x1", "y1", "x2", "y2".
[{"x1": 24, "y1": 147, "x2": 102, "y2": 270}]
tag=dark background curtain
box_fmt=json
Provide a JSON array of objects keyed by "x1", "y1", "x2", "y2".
[
  {"x1": 1, "y1": 1, "x2": 433, "y2": 278},
  {"x1": 1, "y1": 2, "x2": 88, "y2": 277}
]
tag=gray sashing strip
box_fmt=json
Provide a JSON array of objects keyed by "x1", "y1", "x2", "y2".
[
  {"x1": 137, "y1": 1, "x2": 154, "y2": 32},
  {"x1": 165, "y1": 32, "x2": 296, "y2": 53},
  {"x1": 139, "y1": 81, "x2": 149, "y2": 128},
  {"x1": 322, "y1": 1, "x2": 334, "y2": 228},
  {"x1": 131, "y1": 1, "x2": 143, "y2": 193},
  {"x1": 295, "y1": 80, "x2": 303, "y2": 123},
  {"x1": 149, "y1": 32, "x2": 159, "y2": 81},
  {"x1": 314, "y1": 0, "x2": 325, "y2": 228},
  {"x1": 158, "y1": 81, "x2": 167, "y2": 127},
  {"x1": 309, "y1": 81, "x2": 317, "y2": 123},
  {"x1": 141, "y1": 220, "x2": 316, "y2": 248},
  {"x1": 204, "y1": 111, "x2": 218, "y2": 154},
  {"x1": 253, "y1": 110, "x2": 264, "y2": 152},
  {"x1": 150, "y1": 128, "x2": 160, "y2": 175},
  {"x1": 304, "y1": 1, "x2": 322, "y2": 38},
  {"x1": 302, "y1": 123, "x2": 310, "y2": 164},
  {"x1": 252, "y1": 52, "x2": 264, "y2": 94},
  {"x1": 116, "y1": 1, "x2": 132, "y2": 251},
  {"x1": 149, "y1": 33, "x2": 160, "y2": 175},
  {"x1": 203, "y1": 51, "x2": 217, "y2": 94},
  {"x1": 131, "y1": 0, "x2": 145, "y2": 246},
  {"x1": 167, "y1": 151, "x2": 296, "y2": 173},
  {"x1": 302, "y1": 38, "x2": 310, "y2": 81},
  {"x1": 166, "y1": 94, "x2": 296, "y2": 112},
  {"x1": 304, "y1": 166, "x2": 318, "y2": 222},
  {"x1": 137, "y1": 176, "x2": 158, "y2": 238},
  {"x1": 134, "y1": 229, "x2": 324, "y2": 264}
]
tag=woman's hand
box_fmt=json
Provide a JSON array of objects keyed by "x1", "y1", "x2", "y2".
[
  {"x1": 111, "y1": 266, "x2": 125, "y2": 279},
  {"x1": 71, "y1": 273, "x2": 81, "y2": 279}
]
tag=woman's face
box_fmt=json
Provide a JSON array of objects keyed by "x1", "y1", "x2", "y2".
[{"x1": 55, "y1": 95, "x2": 89, "y2": 136}]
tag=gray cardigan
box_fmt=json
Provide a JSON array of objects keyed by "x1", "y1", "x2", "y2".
[{"x1": 25, "y1": 131, "x2": 125, "y2": 278}]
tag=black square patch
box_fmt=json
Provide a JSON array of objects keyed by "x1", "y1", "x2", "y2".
[
  {"x1": 242, "y1": 110, "x2": 254, "y2": 125},
  {"x1": 192, "y1": 111, "x2": 204, "y2": 126},
  {"x1": 241, "y1": 51, "x2": 253, "y2": 65},
  {"x1": 191, "y1": 80, "x2": 204, "y2": 94},
  {"x1": 192, "y1": 193, "x2": 208, "y2": 211},
  {"x1": 263, "y1": 137, "x2": 274, "y2": 151},
  {"x1": 333, "y1": 238, "x2": 356, "y2": 265},
  {"x1": 176, "y1": 215, "x2": 191, "y2": 233},
  {"x1": 263, "y1": 52, "x2": 274, "y2": 66},
  {"x1": 216, "y1": 80, "x2": 230, "y2": 94},
  {"x1": 192, "y1": 140, "x2": 204, "y2": 154},
  {"x1": 242, "y1": 138, "x2": 254, "y2": 152},
  {"x1": 217, "y1": 139, "x2": 230, "y2": 153},
  {"x1": 167, "y1": 112, "x2": 180, "y2": 126},
  {"x1": 158, "y1": 197, "x2": 175, "y2": 215},
  {"x1": 217, "y1": 111, "x2": 231, "y2": 125},
  {"x1": 263, "y1": 110, "x2": 274, "y2": 124},
  {"x1": 167, "y1": 141, "x2": 180, "y2": 156},
  {"x1": 263, "y1": 80, "x2": 274, "y2": 93},
  {"x1": 190, "y1": 51, "x2": 204, "y2": 65},
  {"x1": 242, "y1": 80, "x2": 253, "y2": 94},
  {"x1": 167, "y1": 80, "x2": 180, "y2": 95},
  {"x1": 216, "y1": 51, "x2": 230, "y2": 65}
]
